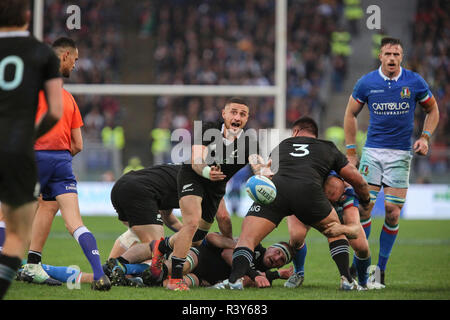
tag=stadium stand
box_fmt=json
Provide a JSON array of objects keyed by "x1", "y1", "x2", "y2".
[{"x1": 407, "y1": 0, "x2": 449, "y2": 182}]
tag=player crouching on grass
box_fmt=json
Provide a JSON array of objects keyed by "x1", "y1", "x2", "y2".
[
  {"x1": 110, "y1": 232, "x2": 294, "y2": 289},
  {"x1": 285, "y1": 172, "x2": 384, "y2": 290}
]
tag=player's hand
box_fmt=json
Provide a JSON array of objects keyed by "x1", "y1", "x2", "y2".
[
  {"x1": 413, "y1": 137, "x2": 429, "y2": 156},
  {"x1": 278, "y1": 266, "x2": 294, "y2": 279},
  {"x1": 254, "y1": 275, "x2": 271, "y2": 288},
  {"x1": 209, "y1": 165, "x2": 226, "y2": 181},
  {"x1": 323, "y1": 222, "x2": 343, "y2": 237},
  {"x1": 346, "y1": 154, "x2": 359, "y2": 168}
]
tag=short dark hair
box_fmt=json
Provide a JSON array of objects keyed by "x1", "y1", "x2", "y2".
[
  {"x1": 380, "y1": 37, "x2": 402, "y2": 49},
  {"x1": 292, "y1": 116, "x2": 319, "y2": 137},
  {"x1": 0, "y1": 0, "x2": 29, "y2": 28},
  {"x1": 225, "y1": 97, "x2": 248, "y2": 107},
  {"x1": 52, "y1": 37, "x2": 77, "y2": 50}
]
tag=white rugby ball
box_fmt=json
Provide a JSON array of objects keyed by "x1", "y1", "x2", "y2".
[{"x1": 245, "y1": 175, "x2": 277, "y2": 205}]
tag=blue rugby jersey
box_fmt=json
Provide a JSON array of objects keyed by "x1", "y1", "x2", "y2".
[
  {"x1": 352, "y1": 67, "x2": 432, "y2": 150},
  {"x1": 334, "y1": 186, "x2": 359, "y2": 221}
]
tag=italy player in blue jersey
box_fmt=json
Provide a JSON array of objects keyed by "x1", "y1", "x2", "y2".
[{"x1": 343, "y1": 37, "x2": 439, "y2": 287}]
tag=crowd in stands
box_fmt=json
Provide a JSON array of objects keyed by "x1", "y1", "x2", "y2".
[
  {"x1": 42, "y1": 1, "x2": 448, "y2": 182},
  {"x1": 44, "y1": 0, "x2": 124, "y2": 143},
  {"x1": 407, "y1": 0, "x2": 449, "y2": 181},
  {"x1": 148, "y1": 0, "x2": 345, "y2": 158}
]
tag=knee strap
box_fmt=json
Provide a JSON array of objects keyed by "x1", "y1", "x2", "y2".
[{"x1": 385, "y1": 194, "x2": 406, "y2": 206}]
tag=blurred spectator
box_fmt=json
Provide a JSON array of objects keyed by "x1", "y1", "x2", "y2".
[
  {"x1": 123, "y1": 157, "x2": 145, "y2": 175},
  {"x1": 44, "y1": 0, "x2": 124, "y2": 143},
  {"x1": 149, "y1": 0, "x2": 345, "y2": 133},
  {"x1": 408, "y1": 0, "x2": 449, "y2": 181}
]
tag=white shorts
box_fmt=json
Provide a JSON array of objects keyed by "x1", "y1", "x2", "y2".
[{"x1": 359, "y1": 147, "x2": 412, "y2": 189}]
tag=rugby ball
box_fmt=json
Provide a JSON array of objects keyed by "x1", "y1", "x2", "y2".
[{"x1": 245, "y1": 175, "x2": 277, "y2": 205}]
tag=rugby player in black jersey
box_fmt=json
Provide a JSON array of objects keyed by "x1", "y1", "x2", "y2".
[
  {"x1": 216, "y1": 117, "x2": 371, "y2": 290},
  {"x1": 0, "y1": 0, "x2": 63, "y2": 299},
  {"x1": 137, "y1": 233, "x2": 294, "y2": 288},
  {"x1": 150, "y1": 97, "x2": 271, "y2": 291},
  {"x1": 104, "y1": 163, "x2": 232, "y2": 275}
]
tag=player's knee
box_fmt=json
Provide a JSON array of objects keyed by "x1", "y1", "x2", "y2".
[
  {"x1": 355, "y1": 247, "x2": 370, "y2": 259},
  {"x1": 385, "y1": 203, "x2": 402, "y2": 225}
]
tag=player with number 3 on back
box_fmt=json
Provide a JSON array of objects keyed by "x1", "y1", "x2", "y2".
[{"x1": 214, "y1": 117, "x2": 372, "y2": 290}]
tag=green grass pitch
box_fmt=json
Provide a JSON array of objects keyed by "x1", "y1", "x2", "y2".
[{"x1": 4, "y1": 216, "x2": 450, "y2": 300}]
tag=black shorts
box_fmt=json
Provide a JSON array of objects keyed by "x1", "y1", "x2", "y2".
[
  {"x1": 0, "y1": 151, "x2": 39, "y2": 207},
  {"x1": 110, "y1": 178, "x2": 163, "y2": 227},
  {"x1": 177, "y1": 166, "x2": 226, "y2": 224},
  {"x1": 191, "y1": 245, "x2": 230, "y2": 285},
  {"x1": 246, "y1": 175, "x2": 332, "y2": 226}
]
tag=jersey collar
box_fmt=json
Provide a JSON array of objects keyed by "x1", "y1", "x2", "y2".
[
  {"x1": 0, "y1": 30, "x2": 30, "y2": 38},
  {"x1": 221, "y1": 123, "x2": 243, "y2": 145},
  {"x1": 378, "y1": 66, "x2": 402, "y2": 81}
]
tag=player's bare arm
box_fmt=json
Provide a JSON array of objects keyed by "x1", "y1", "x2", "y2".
[
  {"x1": 35, "y1": 78, "x2": 63, "y2": 138},
  {"x1": 191, "y1": 144, "x2": 226, "y2": 181},
  {"x1": 323, "y1": 207, "x2": 360, "y2": 239},
  {"x1": 338, "y1": 163, "x2": 371, "y2": 210},
  {"x1": 343, "y1": 95, "x2": 364, "y2": 166},
  {"x1": 413, "y1": 96, "x2": 440, "y2": 156},
  {"x1": 70, "y1": 127, "x2": 83, "y2": 156},
  {"x1": 160, "y1": 209, "x2": 183, "y2": 232},
  {"x1": 215, "y1": 198, "x2": 233, "y2": 239},
  {"x1": 248, "y1": 154, "x2": 273, "y2": 178},
  {"x1": 205, "y1": 233, "x2": 237, "y2": 249}
]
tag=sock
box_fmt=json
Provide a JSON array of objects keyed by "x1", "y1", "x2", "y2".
[
  {"x1": 354, "y1": 255, "x2": 371, "y2": 286},
  {"x1": 171, "y1": 256, "x2": 186, "y2": 279},
  {"x1": 292, "y1": 243, "x2": 307, "y2": 276},
  {"x1": 73, "y1": 226, "x2": 104, "y2": 280},
  {"x1": 27, "y1": 250, "x2": 42, "y2": 264},
  {"x1": 350, "y1": 218, "x2": 371, "y2": 270},
  {"x1": 0, "y1": 254, "x2": 22, "y2": 299},
  {"x1": 229, "y1": 247, "x2": 253, "y2": 283},
  {"x1": 0, "y1": 221, "x2": 5, "y2": 252},
  {"x1": 42, "y1": 264, "x2": 81, "y2": 283},
  {"x1": 124, "y1": 263, "x2": 149, "y2": 275},
  {"x1": 329, "y1": 239, "x2": 352, "y2": 281},
  {"x1": 158, "y1": 236, "x2": 173, "y2": 255},
  {"x1": 378, "y1": 221, "x2": 399, "y2": 271},
  {"x1": 361, "y1": 218, "x2": 372, "y2": 239}
]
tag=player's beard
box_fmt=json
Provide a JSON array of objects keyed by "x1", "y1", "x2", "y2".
[{"x1": 62, "y1": 68, "x2": 71, "y2": 78}]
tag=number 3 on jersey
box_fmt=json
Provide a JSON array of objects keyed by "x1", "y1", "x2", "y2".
[
  {"x1": 0, "y1": 55, "x2": 24, "y2": 91},
  {"x1": 290, "y1": 144, "x2": 310, "y2": 157}
]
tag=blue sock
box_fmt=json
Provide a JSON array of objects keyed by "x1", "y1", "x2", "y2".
[
  {"x1": 378, "y1": 222, "x2": 399, "y2": 271},
  {"x1": 0, "y1": 221, "x2": 5, "y2": 252},
  {"x1": 42, "y1": 264, "x2": 81, "y2": 283},
  {"x1": 354, "y1": 255, "x2": 371, "y2": 286},
  {"x1": 351, "y1": 218, "x2": 371, "y2": 269},
  {"x1": 73, "y1": 226, "x2": 104, "y2": 280},
  {"x1": 124, "y1": 263, "x2": 149, "y2": 275},
  {"x1": 361, "y1": 218, "x2": 372, "y2": 239},
  {"x1": 292, "y1": 243, "x2": 307, "y2": 275}
]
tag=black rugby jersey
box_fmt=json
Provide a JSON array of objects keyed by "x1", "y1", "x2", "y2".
[
  {"x1": 0, "y1": 32, "x2": 60, "y2": 154},
  {"x1": 119, "y1": 164, "x2": 181, "y2": 210},
  {"x1": 270, "y1": 136, "x2": 349, "y2": 186},
  {"x1": 185, "y1": 121, "x2": 259, "y2": 183}
]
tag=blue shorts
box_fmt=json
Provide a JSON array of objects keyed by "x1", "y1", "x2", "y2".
[{"x1": 35, "y1": 150, "x2": 77, "y2": 201}]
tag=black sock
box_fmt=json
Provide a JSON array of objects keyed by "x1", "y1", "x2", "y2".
[
  {"x1": 158, "y1": 236, "x2": 173, "y2": 255},
  {"x1": 27, "y1": 251, "x2": 42, "y2": 264},
  {"x1": 171, "y1": 256, "x2": 186, "y2": 279},
  {"x1": 0, "y1": 254, "x2": 22, "y2": 299},
  {"x1": 329, "y1": 239, "x2": 352, "y2": 281},
  {"x1": 229, "y1": 247, "x2": 253, "y2": 283},
  {"x1": 117, "y1": 256, "x2": 129, "y2": 265}
]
